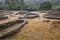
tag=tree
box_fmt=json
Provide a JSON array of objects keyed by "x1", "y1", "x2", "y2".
[
  {"x1": 5, "y1": 0, "x2": 24, "y2": 10},
  {"x1": 25, "y1": 2, "x2": 39, "y2": 11},
  {"x1": 5, "y1": 0, "x2": 15, "y2": 10},
  {"x1": 40, "y1": 2, "x2": 52, "y2": 10},
  {"x1": 20, "y1": 0, "x2": 25, "y2": 10},
  {"x1": 0, "y1": 2, "x2": 3, "y2": 10}
]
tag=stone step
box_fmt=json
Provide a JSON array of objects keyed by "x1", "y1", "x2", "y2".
[{"x1": 0, "y1": 20, "x2": 28, "y2": 38}]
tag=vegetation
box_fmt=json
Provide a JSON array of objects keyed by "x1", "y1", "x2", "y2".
[
  {"x1": 5, "y1": 0, "x2": 24, "y2": 10},
  {"x1": 0, "y1": 2, "x2": 3, "y2": 10},
  {"x1": 40, "y1": 2, "x2": 52, "y2": 10},
  {"x1": 0, "y1": 0, "x2": 60, "y2": 10},
  {"x1": 24, "y1": 2, "x2": 39, "y2": 11}
]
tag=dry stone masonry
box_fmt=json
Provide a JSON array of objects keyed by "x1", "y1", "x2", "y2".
[
  {"x1": 0, "y1": 19, "x2": 28, "y2": 39},
  {"x1": 0, "y1": 15, "x2": 8, "y2": 20},
  {"x1": 0, "y1": 11, "x2": 40, "y2": 39},
  {"x1": 18, "y1": 12, "x2": 39, "y2": 19},
  {"x1": 43, "y1": 11, "x2": 60, "y2": 20},
  {"x1": 25, "y1": 13, "x2": 39, "y2": 19}
]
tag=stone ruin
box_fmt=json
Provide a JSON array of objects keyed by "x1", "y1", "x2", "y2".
[
  {"x1": 0, "y1": 19, "x2": 28, "y2": 39},
  {"x1": 18, "y1": 12, "x2": 39, "y2": 19},
  {"x1": 43, "y1": 11, "x2": 60, "y2": 20},
  {"x1": 24, "y1": 13, "x2": 39, "y2": 19},
  {"x1": 40, "y1": 10, "x2": 48, "y2": 13},
  {"x1": 0, "y1": 11, "x2": 39, "y2": 39},
  {"x1": 0, "y1": 11, "x2": 28, "y2": 39},
  {"x1": 0, "y1": 15, "x2": 8, "y2": 20},
  {"x1": 15, "y1": 11, "x2": 40, "y2": 19},
  {"x1": 16, "y1": 11, "x2": 28, "y2": 15}
]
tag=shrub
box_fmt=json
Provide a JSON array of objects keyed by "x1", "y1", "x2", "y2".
[
  {"x1": 56, "y1": 8, "x2": 60, "y2": 11},
  {"x1": 40, "y1": 2, "x2": 52, "y2": 10}
]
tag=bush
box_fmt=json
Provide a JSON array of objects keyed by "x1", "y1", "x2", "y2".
[
  {"x1": 40, "y1": 2, "x2": 52, "y2": 10},
  {"x1": 56, "y1": 8, "x2": 60, "y2": 11}
]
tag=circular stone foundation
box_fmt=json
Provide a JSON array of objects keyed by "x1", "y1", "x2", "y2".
[
  {"x1": 16, "y1": 11, "x2": 28, "y2": 15},
  {"x1": 25, "y1": 13, "x2": 39, "y2": 19}
]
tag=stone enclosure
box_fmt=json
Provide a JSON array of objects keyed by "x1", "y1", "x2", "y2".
[
  {"x1": 18, "y1": 12, "x2": 39, "y2": 19},
  {"x1": 0, "y1": 19, "x2": 28, "y2": 38},
  {"x1": 0, "y1": 11, "x2": 40, "y2": 39},
  {"x1": 43, "y1": 11, "x2": 60, "y2": 19},
  {"x1": 0, "y1": 11, "x2": 28, "y2": 39}
]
